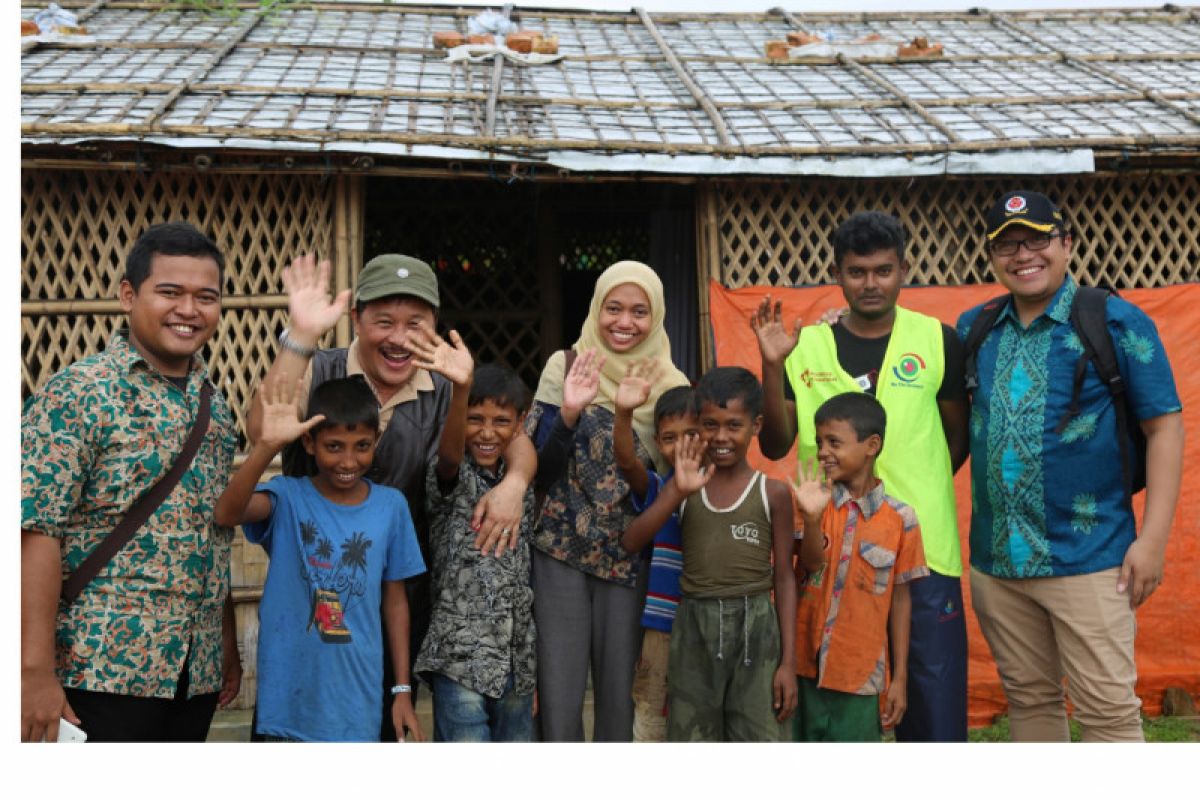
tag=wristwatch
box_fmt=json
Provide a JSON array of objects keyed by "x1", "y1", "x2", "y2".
[
  {"x1": 390, "y1": 684, "x2": 413, "y2": 695},
  {"x1": 278, "y1": 328, "x2": 316, "y2": 358}
]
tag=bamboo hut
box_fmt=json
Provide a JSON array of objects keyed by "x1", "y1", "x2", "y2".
[{"x1": 22, "y1": 1, "x2": 1200, "y2": 710}]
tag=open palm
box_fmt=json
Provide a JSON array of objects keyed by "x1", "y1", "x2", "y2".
[
  {"x1": 792, "y1": 458, "x2": 832, "y2": 517},
  {"x1": 258, "y1": 376, "x2": 324, "y2": 449},
  {"x1": 283, "y1": 253, "x2": 350, "y2": 340},
  {"x1": 615, "y1": 358, "x2": 662, "y2": 412},
  {"x1": 750, "y1": 295, "x2": 801, "y2": 365},
  {"x1": 410, "y1": 325, "x2": 473, "y2": 386},
  {"x1": 563, "y1": 348, "x2": 604, "y2": 414}
]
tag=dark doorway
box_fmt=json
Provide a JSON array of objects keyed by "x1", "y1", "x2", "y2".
[{"x1": 365, "y1": 177, "x2": 698, "y2": 389}]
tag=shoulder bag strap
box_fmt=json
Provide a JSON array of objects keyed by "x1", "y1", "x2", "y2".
[{"x1": 61, "y1": 381, "x2": 214, "y2": 605}]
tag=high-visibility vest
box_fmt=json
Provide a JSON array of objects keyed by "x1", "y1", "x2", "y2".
[{"x1": 784, "y1": 307, "x2": 961, "y2": 576}]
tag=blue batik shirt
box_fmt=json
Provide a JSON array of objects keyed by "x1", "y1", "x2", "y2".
[{"x1": 956, "y1": 277, "x2": 1181, "y2": 579}]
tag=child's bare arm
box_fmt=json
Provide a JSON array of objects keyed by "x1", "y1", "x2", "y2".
[
  {"x1": 767, "y1": 478, "x2": 798, "y2": 722},
  {"x1": 613, "y1": 359, "x2": 662, "y2": 500},
  {"x1": 882, "y1": 580, "x2": 912, "y2": 729},
  {"x1": 619, "y1": 432, "x2": 705, "y2": 553},
  {"x1": 792, "y1": 458, "x2": 831, "y2": 574},
  {"x1": 216, "y1": 377, "x2": 324, "y2": 527},
  {"x1": 382, "y1": 580, "x2": 423, "y2": 742}
]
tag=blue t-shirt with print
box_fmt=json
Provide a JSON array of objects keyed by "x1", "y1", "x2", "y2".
[
  {"x1": 244, "y1": 476, "x2": 426, "y2": 742},
  {"x1": 632, "y1": 471, "x2": 683, "y2": 633},
  {"x1": 956, "y1": 278, "x2": 1181, "y2": 578}
]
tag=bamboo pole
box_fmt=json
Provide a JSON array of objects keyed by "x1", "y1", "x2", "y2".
[
  {"x1": 24, "y1": 119, "x2": 1198, "y2": 156},
  {"x1": 27, "y1": 80, "x2": 1196, "y2": 112},
  {"x1": 334, "y1": 173, "x2": 351, "y2": 347},
  {"x1": 21, "y1": 295, "x2": 290, "y2": 314},
  {"x1": 837, "y1": 55, "x2": 964, "y2": 144},
  {"x1": 634, "y1": 6, "x2": 732, "y2": 148},
  {"x1": 694, "y1": 182, "x2": 721, "y2": 373}
]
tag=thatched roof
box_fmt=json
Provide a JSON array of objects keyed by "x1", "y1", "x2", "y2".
[{"x1": 20, "y1": 2, "x2": 1200, "y2": 175}]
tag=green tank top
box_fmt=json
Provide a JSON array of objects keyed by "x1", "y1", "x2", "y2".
[
  {"x1": 679, "y1": 471, "x2": 775, "y2": 598},
  {"x1": 784, "y1": 307, "x2": 961, "y2": 576}
]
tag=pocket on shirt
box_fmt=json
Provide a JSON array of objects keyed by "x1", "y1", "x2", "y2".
[{"x1": 857, "y1": 541, "x2": 896, "y2": 595}]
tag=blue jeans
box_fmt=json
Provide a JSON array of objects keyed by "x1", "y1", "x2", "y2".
[{"x1": 428, "y1": 673, "x2": 534, "y2": 742}]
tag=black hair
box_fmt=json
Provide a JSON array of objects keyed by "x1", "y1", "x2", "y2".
[
  {"x1": 653, "y1": 385, "x2": 695, "y2": 427},
  {"x1": 307, "y1": 376, "x2": 380, "y2": 434},
  {"x1": 814, "y1": 392, "x2": 887, "y2": 450},
  {"x1": 694, "y1": 366, "x2": 763, "y2": 417},
  {"x1": 468, "y1": 363, "x2": 531, "y2": 412},
  {"x1": 125, "y1": 222, "x2": 224, "y2": 291},
  {"x1": 832, "y1": 211, "x2": 907, "y2": 267}
]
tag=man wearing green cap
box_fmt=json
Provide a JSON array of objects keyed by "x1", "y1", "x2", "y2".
[{"x1": 247, "y1": 252, "x2": 535, "y2": 741}]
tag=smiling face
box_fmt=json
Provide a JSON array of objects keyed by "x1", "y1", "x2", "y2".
[
  {"x1": 303, "y1": 422, "x2": 378, "y2": 503},
  {"x1": 654, "y1": 411, "x2": 701, "y2": 465},
  {"x1": 815, "y1": 418, "x2": 879, "y2": 486},
  {"x1": 697, "y1": 398, "x2": 761, "y2": 470},
  {"x1": 350, "y1": 296, "x2": 437, "y2": 396},
  {"x1": 989, "y1": 227, "x2": 1072, "y2": 316},
  {"x1": 119, "y1": 253, "x2": 222, "y2": 377},
  {"x1": 597, "y1": 283, "x2": 652, "y2": 353},
  {"x1": 833, "y1": 248, "x2": 906, "y2": 322},
  {"x1": 464, "y1": 398, "x2": 524, "y2": 473}
]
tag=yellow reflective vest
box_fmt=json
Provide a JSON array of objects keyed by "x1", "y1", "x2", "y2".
[{"x1": 784, "y1": 307, "x2": 961, "y2": 576}]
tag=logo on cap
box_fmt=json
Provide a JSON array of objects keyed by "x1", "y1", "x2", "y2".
[
  {"x1": 1006, "y1": 195, "x2": 1027, "y2": 213},
  {"x1": 397, "y1": 268, "x2": 409, "y2": 279}
]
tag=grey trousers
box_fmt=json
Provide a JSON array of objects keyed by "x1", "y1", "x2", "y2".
[{"x1": 532, "y1": 548, "x2": 648, "y2": 742}]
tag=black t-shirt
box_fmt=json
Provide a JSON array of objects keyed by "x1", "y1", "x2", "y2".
[{"x1": 784, "y1": 321, "x2": 966, "y2": 401}]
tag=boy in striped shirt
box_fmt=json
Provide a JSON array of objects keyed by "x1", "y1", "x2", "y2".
[{"x1": 614, "y1": 382, "x2": 698, "y2": 742}]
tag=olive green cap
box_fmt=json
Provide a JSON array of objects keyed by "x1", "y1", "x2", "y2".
[{"x1": 355, "y1": 254, "x2": 439, "y2": 309}]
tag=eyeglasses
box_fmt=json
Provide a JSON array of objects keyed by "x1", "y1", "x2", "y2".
[{"x1": 989, "y1": 232, "x2": 1062, "y2": 257}]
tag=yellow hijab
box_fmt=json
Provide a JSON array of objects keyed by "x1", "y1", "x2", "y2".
[{"x1": 534, "y1": 261, "x2": 690, "y2": 455}]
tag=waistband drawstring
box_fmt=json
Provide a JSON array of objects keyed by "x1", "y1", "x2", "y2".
[
  {"x1": 743, "y1": 594, "x2": 752, "y2": 667},
  {"x1": 716, "y1": 598, "x2": 724, "y2": 660}
]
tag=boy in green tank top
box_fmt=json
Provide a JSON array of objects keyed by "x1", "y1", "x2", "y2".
[{"x1": 624, "y1": 367, "x2": 797, "y2": 741}]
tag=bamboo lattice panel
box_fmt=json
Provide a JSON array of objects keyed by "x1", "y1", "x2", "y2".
[
  {"x1": 713, "y1": 174, "x2": 1200, "y2": 290},
  {"x1": 21, "y1": 168, "x2": 336, "y2": 445}
]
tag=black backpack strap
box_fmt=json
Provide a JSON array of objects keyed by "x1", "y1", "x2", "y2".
[
  {"x1": 963, "y1": 295, "x2": 1010, "y2": 394},
  {"x1": 1067, "y1": 286, "x2": 1136, "y2": 499}
]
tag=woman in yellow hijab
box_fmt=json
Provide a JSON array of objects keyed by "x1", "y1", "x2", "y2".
[{"x1": 527, "y1": 261, "x2": 689, "y2": 741}]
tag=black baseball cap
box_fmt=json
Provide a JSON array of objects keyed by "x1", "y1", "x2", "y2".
[{"x1": 985, "y1": 190, "x2": 1066, "y2": 240}]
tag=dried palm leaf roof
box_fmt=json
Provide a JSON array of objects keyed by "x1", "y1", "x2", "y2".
[{"x1": 20, "y1": 2, "x2": 1200, "y2": 175}]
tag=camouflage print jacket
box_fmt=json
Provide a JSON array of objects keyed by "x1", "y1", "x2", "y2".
[
  {"x1": 414, "y1": 457, "x2": 537, "y2": 699},
  {"x1": 21, "y1": 330, "x2": 236, "y2": 699}
]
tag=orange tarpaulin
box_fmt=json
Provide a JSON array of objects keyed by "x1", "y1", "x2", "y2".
[{"x1": 708, "y1": 280, "x2": 1200, "y2": 727}]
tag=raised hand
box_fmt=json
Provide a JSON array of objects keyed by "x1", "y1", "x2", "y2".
[
  {"x1": 258, "y1": 375, "x2": 325, "y2": 450},
  {"x1": 792, "y1": 458, "x2": 832, "y2": 518},
  {"x1": 671, "y1": 433, "x2": 711, "y2": 495},
  {"x1": 562, "y1": 348, "x2": 605, "y2": 416},
  {"x1": 750, "y1": 294, "x2": 802, "y2": 366},
  {"x1": 614, "y1": 358, "x2": 663, "y2": 413},
  {"x1": 409, "y1": 323, "x2": 473, "y2": 387},
  {"x1": 282, "y1": 253, "x2": 351, "y2": 341}
]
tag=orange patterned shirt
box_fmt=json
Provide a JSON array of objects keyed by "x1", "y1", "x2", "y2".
[{"x1": 794, "y1": 481, "x2": 928, "y2": 695}]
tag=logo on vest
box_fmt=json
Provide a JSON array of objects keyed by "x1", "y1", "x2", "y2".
[
  {"x1": 798, "y1": 369, "x2": 837, "y2": 389},
  {"x1": 730, "y1": 522, "x2": 763, "y2": 545},
  {"x1": 890, "y1": 352, "x2": 927, "y2": 386}
]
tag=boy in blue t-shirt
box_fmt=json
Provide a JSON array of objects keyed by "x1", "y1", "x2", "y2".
[
  {"x1": 216, "y1": 375, "x2": 426, "y2": 742},
  {"x1": 614, "y1": 376, "x2": 699, "y2": 743}
]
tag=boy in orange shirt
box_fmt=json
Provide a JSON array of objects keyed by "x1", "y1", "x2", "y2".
[{"x1": 792, "y1": 392, "x2": 928, "y2": 742}]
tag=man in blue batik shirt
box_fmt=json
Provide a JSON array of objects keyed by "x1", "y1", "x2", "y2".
[{"x1": 957, "y1": 190, "x2": 1183, "y2": 743}]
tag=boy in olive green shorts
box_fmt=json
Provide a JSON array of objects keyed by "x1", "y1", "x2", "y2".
[{"x1": 624, "y1": 367, "x2": 797, "y2": 741}]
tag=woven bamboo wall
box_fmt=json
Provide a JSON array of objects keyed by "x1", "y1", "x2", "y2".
[
  {"x1": 702, "y1": 173, "x2": 1200, "y2": 290},
  {"x1": 697, "y1": 171, "x2": 1199, "y2": 368},
  {"x1": 21, "y1": 165, "x2": 347, "y2": 710}
]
